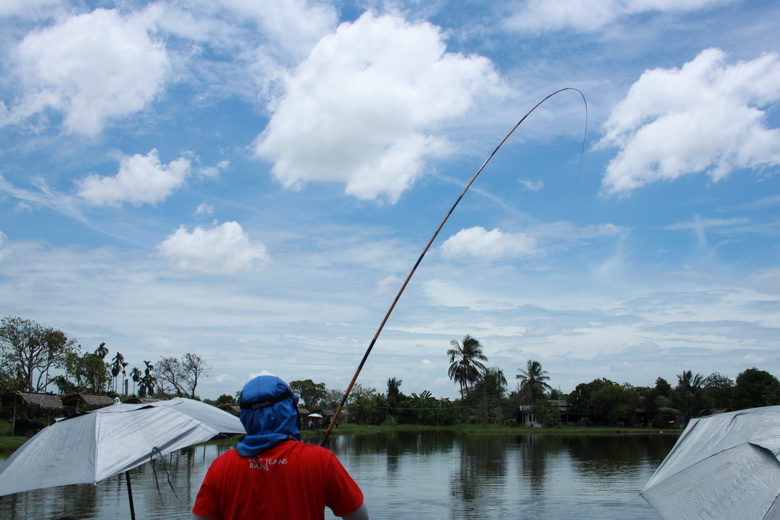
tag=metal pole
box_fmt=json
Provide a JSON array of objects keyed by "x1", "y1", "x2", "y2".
[{"x1": 125, "y1": 471, "x2": 136, "y2": 520}]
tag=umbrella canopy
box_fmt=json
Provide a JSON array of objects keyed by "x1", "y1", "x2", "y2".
[
  {"x1": 641, "y1": 406, "x2": 780, "y2": 520},
  {"x1": 0, "y1": 397, "x2": 245, "y2": 497},
  {"x1": 308, "y1": 412, "x2": 324, "y2": 418}
]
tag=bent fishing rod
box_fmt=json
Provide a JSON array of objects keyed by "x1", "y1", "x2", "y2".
[{"x1": 321, "y1": 87, "x2": 587, "y2": 446}]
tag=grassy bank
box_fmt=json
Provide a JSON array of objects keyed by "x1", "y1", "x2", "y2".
[{"x1": 0, "y1": 422, "x2": 28, "y2": 452}]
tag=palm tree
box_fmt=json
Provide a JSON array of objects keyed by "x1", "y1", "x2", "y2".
[
  {"x1": 387, "y1": 377, "x2": 402, "y2": 407},
  {"x1": 678, "y1": 370, "x2": 704, "y2": 394},
  {"x1": 447, "y1": 334, "x2": 488, "y2": 398},
  {"x1": 516, "y1": 359, "x2": 551, "y2": 405},
  {"x1": 110, "y1": 352, "x2": 125, "y2": 393},
  {"x1": 139, "y1": 361, "x2": 156, "y2": 398},
  {"x1": 658, "y1": 369, "x2": 707, "y2": 425},
  {"x1": 130, "y1": 367, "x2": 142, "y2": 395},
  {"x1": 94, "y1": 342, "x2": 109, "y2": 359},
  {"x1": 121, "y1": 361, "x2": 129, "y2": 395}
]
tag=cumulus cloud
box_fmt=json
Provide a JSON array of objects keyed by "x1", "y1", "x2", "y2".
[
  {"x1": 598, "y1": 48, "x2": 780, "y2": 194},
  {"x1": 254, "y1": 12, "x2": 502, "y2": 203},
  {"x1": 77, "y1": 149, "x2": 191, "y2": 206},
  {"x1": 7, "y1": 8, "x2": 168, "y2": 135},
  {"x1": 157, "y1": 221, "x2": 270, "y2": 274},
  {"x1": 504, "y1": 0, "x2": 734, "y2": 32},
  {"x1": 215, "y1": 0, "x2": 337, "y2": 60},
  {"x1": 441, "y1": 226, "x2": 537, "y2": 261}
]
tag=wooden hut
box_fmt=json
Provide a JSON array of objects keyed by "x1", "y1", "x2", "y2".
[
  {"x1": 322, "y1": 408, "x2": 349, "y2": 427},
  {"x1": 4, "y1": 391, "x2": 64, "y2": 436},
  {"x1": 61, "y1": 393, "x2": 117, "y2": 412}
]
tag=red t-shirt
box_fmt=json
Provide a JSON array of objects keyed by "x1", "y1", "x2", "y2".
[{"x1": 192, "y1": 440, "x2": 364, "y2": 520}]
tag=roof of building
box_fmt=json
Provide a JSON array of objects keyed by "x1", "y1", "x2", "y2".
[{"x1": 4, "y1": 391, "x2": 64, "y2": 410}]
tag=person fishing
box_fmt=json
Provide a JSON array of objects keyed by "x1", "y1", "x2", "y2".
[{"x1": 191, "y1": 375, "x2": 368, "y2": 520}]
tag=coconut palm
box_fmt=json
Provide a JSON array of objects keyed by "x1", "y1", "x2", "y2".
[
  {"x1": 677, "y1": 370, "x2": 704, "y2": 394},
  {"x1": 447, "y1": 334, "x2": 488, "y2": 399},
  {"x1": 386, "y1": 377, "x2": 402, "y2": 409},
  {"x1": 516, "y1": 359, "x2": 551, "y2": 405}
]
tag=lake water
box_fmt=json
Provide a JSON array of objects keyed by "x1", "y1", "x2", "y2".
[{"x1": 0, "y1": 431, "x2": 677, "y2": 519}]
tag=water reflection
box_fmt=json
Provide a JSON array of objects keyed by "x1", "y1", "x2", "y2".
[{"x1": 0, "y1": 432, "x2": 676, "y2": 520}]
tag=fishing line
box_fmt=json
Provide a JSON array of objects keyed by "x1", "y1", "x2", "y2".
[{"x1": 321, "y1": 87, "x2": 588, "y2": 446}]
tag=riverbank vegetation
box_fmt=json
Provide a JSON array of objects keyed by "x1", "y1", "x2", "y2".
[{"x1": 1, "y1": 317, "x2": 778, "y2": 443}]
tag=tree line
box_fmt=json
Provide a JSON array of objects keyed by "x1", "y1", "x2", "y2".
[
  {"x1": 0, "y1": 316, "x2": 210, "y2": 400},
  {"x1": 4, "y1": 316, "x2": 778, "y2": 427},
  {"x1": 272, "y1": 334, "x2": 780, "y2": 428}
]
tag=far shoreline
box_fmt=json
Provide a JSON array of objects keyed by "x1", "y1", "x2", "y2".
[{"x1": 0, "y1": 423, "x2": 681, "y2": 454}]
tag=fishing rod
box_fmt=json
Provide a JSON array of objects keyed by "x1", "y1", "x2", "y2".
[{"x1": 321, "y1": 88, "x2": 587, "y2": 446}]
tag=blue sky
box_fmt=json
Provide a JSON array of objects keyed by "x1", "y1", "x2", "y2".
[{"x1": 1, "y1": 0, "x2": 779, "y2": 401}]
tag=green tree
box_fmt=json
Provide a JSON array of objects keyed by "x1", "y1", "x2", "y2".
[
  {"x1": 568, "y1": 378, "x2": 613, "y2": 424},
  {"x1": 732, "y1": 368, "x2": 780, "y2": 409},
  {"x1": 347, "y1": 383, "x2": 381, "y2": 425},
  {"x1": 701, "y1": 372, "x2": 734, "y2": 410},
  {"x1": 56, "y1": 347, "x2": 111, "y2": 394},
  {"x1": 0, "y1": 316, "x2": 77, "y2": 392},
  {"x1": 588, "y1": 382, "x2": 640, "y2": 426},
  {"x1": 447, "y1": 334, "x2": 488, "y2": 398},
  {"x1": 532, "y1": 399, "x2": 560, "y2": 427},
  {"x1": 657, "y1": 370, "x2": 708, "y2": 425},
  {"x1": 322, "y1": 388, "x2": 345, "y2": 409},
  {"x1": 639, "y1": 377, "x2": 672, "y2": 428},
  {"x1": 216, "y1": 393, "x2": 236, "y2": 405},
  {"x1": 466, "y1": 367, "x2": 507, "y2": 424},
  {"x1": 289, "y1": 379, "x2": 328, "y2": 409},
  {"x1": 516, "y1": 359, "x2": 551, "y2": 405}
]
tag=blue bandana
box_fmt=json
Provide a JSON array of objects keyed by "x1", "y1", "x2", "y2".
[{"x1": 236, "y1": 376, "x2": 301, "y2": 457}]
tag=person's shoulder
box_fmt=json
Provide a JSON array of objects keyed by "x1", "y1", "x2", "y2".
[
  {"x1": 280, "y1": 440, "x2": 333, "y2": 456},
  {"x1": 211, "y1": 447, "x2": 240, "y2": 464}
]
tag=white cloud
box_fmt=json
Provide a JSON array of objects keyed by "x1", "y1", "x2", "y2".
[
  {"x1": 215, "y1": 373, "x2": 238, "y2": 384},
  {"x1": 77, "y1": 149, "x2": 191, "y2": 206},
  {"x1": 215, "y1": 0, "x2": 338, "y2": 60},
  {"x1": 8, "y1": 8, "x2": 169, "y2": 135},
  {"x1": 598, "y1": 48, "x2": 780, "y2": 194},
  {"x1": 157, "y1": 221, "x2": 270, "y2": 275},
  {"x1": 504, "y1": 0, "x2": 734, "y2": 32},
  {"x1": 441, "y1": 226, "x2": 537, "y2": 261},
  {"x1": 254, "y1": 12, "x2": 502, "y2": 203},
  {"x1": 196, "y1": 203, "x2": 215, "y2": 216}
]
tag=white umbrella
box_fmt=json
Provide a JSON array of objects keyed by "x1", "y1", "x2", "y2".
[
  {"x1": 640, "y1": 405, "x2": 780, "y2": 520},
  {"x1": 308, "y1": 412, "x2": 324, "y2": 418},
  {"x1": 0, "y1": 397, "x2": 245, "y2": 518}
]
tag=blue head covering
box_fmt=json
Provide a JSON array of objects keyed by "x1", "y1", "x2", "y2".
[{"x1": 236, "y1": 375, "x2": 301, "y2": 457}]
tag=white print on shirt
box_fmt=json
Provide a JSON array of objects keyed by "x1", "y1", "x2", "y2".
[{"x1": 248, "y1": 457, "x2": 289, "y2": 471}]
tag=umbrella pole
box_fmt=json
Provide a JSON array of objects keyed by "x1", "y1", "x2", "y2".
[{"x1": 125, "y1": 471, "x2": 136, "y2": 520}]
